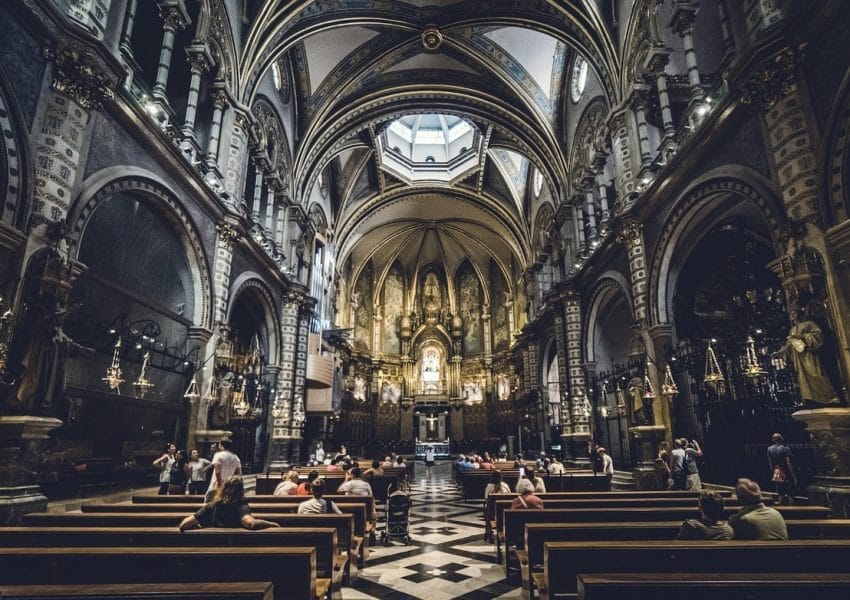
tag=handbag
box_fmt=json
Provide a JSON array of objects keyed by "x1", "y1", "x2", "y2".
[{"x1": 772, "y1": 465, "x2": 787, "y2": 483}]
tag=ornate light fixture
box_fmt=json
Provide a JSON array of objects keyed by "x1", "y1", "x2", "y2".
[
  {"x1": 615, "y1": 385, "x2": 627, "y2": 416},
  {"x1": 133, "y1": 351, "x2": 154, "y2": 396},
  {"x1": 703, "y1": 340, "x2": 725, "y2": 387},
  {"x1": 183, "y1": 376, "x2": 200, "y2": 403},
  {"x1": 743, "y1": 336, "x2": 767, "y2": 381},
  {"x1": 231, "y1": 377, "x2": 251, "y2": 419},
  {"x1": 102, "y1": 338, "x2": 125, "y2": 392},
  {"x1": 203, "y1": 376, "x2": 219, "y2": 403},
  {"x1": 642, "y1": 362, "x2": 656, "y2": 401},
  {"x1": 661, "y1": 364, "x2": 679, "y2": 399}
]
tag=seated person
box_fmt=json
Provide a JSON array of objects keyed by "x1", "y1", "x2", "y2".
[
  {"x1": 516, "y1": 467, "x2": 546, "y2": 494},
  {"x1": 513, "y1": 454, "x2": 526, "y2": 468},
  {"x1": 728, "y1": 477, "x2": 788, "y2": 540},
  {"x1": 298, "y1": 478, "x2": 342, "y2": 514},
  {"x1": 675, "y1": 490, "x2": 734, "y2": 540},
  {"x1": 511, "y1": 487, "x2": 544, "y2": 509},
  {"x1": 296, "y1": 470, "x2": 319, "y2": 496},
  {"x1": 337, "y1": 467, "x2": 373, "y2": 496},
  {"x1": 381, "y1": 455, "x2": 394, "y2": 468},
  {"x1": 484, "y1": 470, "x2": 511, "y2": 498},
  {"x1": 547, "y1": 457, "x2": 565, "y2": 475},
  {"x1": 363, "y1": 459, "x2": 384, "y2": 478},
  {"x1": 179, "y1": 476, "x2": 279, "y2": 531},
  {"x1": 273, "y1": 470, "x2": 300, "y2": 496}
]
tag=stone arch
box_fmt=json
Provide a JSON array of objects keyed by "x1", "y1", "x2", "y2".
[
  {"x1": 197, "y1": 0, "x2": 239, "y2": 92},
  {"x1": 0, "y1": 64, "x2": 30, "y2": 229},
  {"x1": 69, "y1": 168, "x2": 214, "y2": 330},
  {"x1": 568, "y1": 97, "x2": 609, "y2": 190},
  {"x1": 584, "y1": 272, "x2": 634, "y2": 365},
  {"x1": 251, "y1": 95, "x2": 292, "y2": 189},
  {"x1": 823, "y1": 65, "x2": 850, "y2": 226},
  {"x1": 226, "y1": 272, "x2": 281, "y2": 365},
  {"x1": 648, "y1": 167, "x2": 785, "y2": 328},
  {"x1": 532, "y1": 202, "x2": 556, "y2": 255}
]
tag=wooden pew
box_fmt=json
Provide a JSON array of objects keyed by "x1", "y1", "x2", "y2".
[
  {"x1": 497, "y1": 505, "x2": 831, "y2": 563},
  {"x1": 518, "y1": 519, "x2": 850, "y2": 599},
  {"x1": 0, "y1": 527, "x2": 345, "y2": 599},
  {"x1": 0, "y1": 547, "x2": 326, "y2": 600},
  {"x1": 538, "y1": 540, "x2": 850, "y2": 600},
  {"x1": 79, "y1": 501, "x2": 372, "y2": 557},
  {"x1": 460, "y1": 470, "x2": 602, "y2": 500},
  {"x1": 20, "y1": 512, "x2": 362, "y2": 579},
  {"x1": 0, "y1": 582, "x2": 275, "y2": 600},
  {"x1": 575, "y1": 573, "x2": 850, "y2": 600},
  {"x1": 0, "y1": 581, "x2": 274, "y2": 600}
]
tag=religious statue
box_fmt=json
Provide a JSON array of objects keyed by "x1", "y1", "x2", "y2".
[
  {"x1": 628, "y1": 375, "x2": 654, "y2": 426},
  {"x1": 777, "y1": 308, "x2": 841, "y2": 407}
]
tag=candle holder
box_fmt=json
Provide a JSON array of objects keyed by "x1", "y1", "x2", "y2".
[
  {"x1": 703, "y1": 340, "x2": 725, "y2": 387},
  {"x1": 102, "y1": 339, "x2": 125, "y2": 392},
  {"x1": 133, "y1": 351, "x2": 154, "y2": 396}
]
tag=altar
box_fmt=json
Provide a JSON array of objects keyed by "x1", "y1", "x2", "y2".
[{"x1": 415, "y1": 441, "x2": 451, "y2": 459}]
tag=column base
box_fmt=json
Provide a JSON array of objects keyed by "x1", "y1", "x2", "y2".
[
  {"x1": 629, "y1": 425, "x2": 667, "y2": 490},
  {"x1": 792, "y1": 408, "x2": 850, "y2": 517},
  {"x1": 0, "y1": 485, "x2": 49, "y2": 525},
  {"x1": 561, "y1": 431, "x2": 592, "y2": 468}
]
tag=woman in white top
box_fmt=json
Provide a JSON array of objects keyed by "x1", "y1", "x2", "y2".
[
  {"x1": 274, "y1": 470, "x2": 300, "y2": 496},
  {"x1": 483, "y1": 470, "x2": 511, "y2": 542},
  {"x1": 153, "y1": 443, "x2": 177, "y2": 495},
  {"x1": 188, "y1": 449, "x2": 211, "y2": 495}
]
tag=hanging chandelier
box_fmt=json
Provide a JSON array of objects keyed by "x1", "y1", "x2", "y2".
[
  {"x1": 642, "y1": 362, "x2": 656, "y2": 400},
  {"x1": 102, "y1": 338, "x2": 125, "y2": 392},
  {"x1": 133, "y1": 351, "x2": 154, "y2": 396},
  {"x1": 661, "y1": 364, "x2": 679, "y2": 399},
  {"x1": 703, "y1": 340, "x2": 725, "y2": 387},
  {"x1": 231, "y1": 377, "x2": 251, "y2": 419},
  {"x1": 743, "y1": 336, "x2": 767, "y2": 380},
  {"x1": 204, "y1": 376, "x2": 218, "y2": 403},
  {"x1": 615, "y1": 385, "x2": 627, "y2": 416},
  {"x1": 183, "y1": 376, "x2": 200, "y2": 403}
]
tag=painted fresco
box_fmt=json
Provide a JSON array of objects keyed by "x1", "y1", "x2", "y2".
[
  {"x1": 383, "y1": 264, "x2": 404, "y2": 355},
  {"x1": 491, "y1": 261, "x2": 510, "y2": 351},
  {"x1": 353, "y1": 262, "x2": 373, "y2": 351},
  {"x1": 458, "y1": 266, "x2": 482, "y2": 354}
]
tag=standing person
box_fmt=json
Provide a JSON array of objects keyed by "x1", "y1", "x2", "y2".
[
  {"x1": 655, "y1": 441, "x2": 672, "y2": 490},
  {"x1": 315, "y1": 442, "x2": 325, "y2": 464},
  {"x1": 424, "y1": 445, "x2": 435, "y2": 478},
  {"x1": 206, "y1": 440, "x2": 242, "y2": 501},
  {"x1": 168, "y1": 450, "x2": 189, "y2": 495},
  {"x1": 675, "y1": 491, "x2": 734, "y2": 540},
  {"x1": 683, "y1": 439, "x2": 704, "y2": 490},
  {"x1": 152, "y1": 443, "x2": 177, "y2": 495},
  {"x1": 187, "y1": 449, "x2": 211, "y2": 495},
  {"x1": 597, "y1": 447, "x2": 614, "y2": 491},
  {"x1": 768, "y1": 433, "x2": 797, "y2": 504},
  {"x1": 728, "y1": 478, "x2": 788, "y2": 540},
  {"x1": 670, "y1": 439, "x2": 687, "y2": 490},
  {"x1": 178, "y1": 476, "x2": 279, "y2": 531}
]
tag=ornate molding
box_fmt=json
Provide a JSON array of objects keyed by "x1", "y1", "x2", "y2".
[
  {"x1": 43, "y1": 45, "x2": 114, "y2": 110},
  {"x1": 421, "y1": 26, "x2": 443, "y2": 51},
  {"x1": 740, "y1": 48, "x2": 803, "y2": 113},
  {"x1": 216, "y1": 223, "x2": 241, "y2": 250},
  {"x1": 616, "y1": 220, "x2": 644, "y2": 248}
]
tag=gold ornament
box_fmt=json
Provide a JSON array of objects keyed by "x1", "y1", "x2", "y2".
[
  {"x1": 102, "y1": 339, "x2": 125, "y2": 392},
  {"x1": 703, "y1": 341, "x2": 725, "y2": 387}
]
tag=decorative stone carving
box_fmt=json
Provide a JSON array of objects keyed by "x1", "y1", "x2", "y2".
[
  {"x1": 421, "y1": 27, "x2": 443, "y2": 51},
  {"x1": 740, "y1": 48, "x2": 802, "y2": 113},
  {"x1": 616, "y1": 221, "x2": 643, "y2": 248},
  {"x1": 42, "y1": 45, "x2": 114, "y2": 110},
  {"x1": 216, "y1": 223, "x2": 241, "y2": 250}
]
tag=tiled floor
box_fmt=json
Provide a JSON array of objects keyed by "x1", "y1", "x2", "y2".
[{"x1": 341, "y1": 463, "x2": 521, "y2": 600}]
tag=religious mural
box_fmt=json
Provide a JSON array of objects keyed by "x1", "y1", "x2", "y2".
[
  {"x1": 458, "y1": 265, "x2": 482, "y2": 354},
  {"x1": 382, "y1": 264, "x2": 404, "y2": 355},
  {"x1": 490, "y1": 261, "x2": 510, "y2": 351},
  {"x1": 352, "y1": 262, "x2": 373, "y2": 351}
]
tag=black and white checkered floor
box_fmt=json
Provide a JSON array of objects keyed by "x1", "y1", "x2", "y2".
[{"x1": 342, "y1": 463, "x2": 521, "y2": 599}]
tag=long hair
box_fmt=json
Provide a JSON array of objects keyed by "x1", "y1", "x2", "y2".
[{"x1": 213, "y1": 475, "x2": 245, "y2": 506}]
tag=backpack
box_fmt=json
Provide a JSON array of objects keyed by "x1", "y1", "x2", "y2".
[{"x1": 772, "y1": 465, "x2": 787, "y2": 483}]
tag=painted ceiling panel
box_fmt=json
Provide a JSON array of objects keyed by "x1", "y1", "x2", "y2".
[
  {"x1": 483, "y1": 27, "x2": 559, "y2": 99},
  {"x1": 385, "y1": 52, "x2": 478, "y2": 75},
  {"x1": 301, "y1": 26, "x2": 380, "y2": 92}
]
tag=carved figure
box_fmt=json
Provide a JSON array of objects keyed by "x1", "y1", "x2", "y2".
[{"x1": 778, "y1": 309, "x2": 840, "y2": 406}]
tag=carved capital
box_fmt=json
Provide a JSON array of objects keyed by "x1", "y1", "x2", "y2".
[
  {"x1": 616, "y1": 221, "x2": 644, "y2": 248},
  {"x1": 216, "y1": 223, "x2": 240, "y2": 250},
  {"x1": 159, "y1": 6, "x2": 189, "y2": 32},
  {"x1": 187, "y1": 53, "x2": 211, "y2": 75},
  {"x1": 669, "y1": 2, "x2": 699, "y2": 37},
  {"x1": 740, "y1": 48, "x2": 802, "y2": 113},
  {"x1": 43, "y1": 45, "x2": 114, "y2": 110},
  {"x1": 212, "y1": 89, "x2": 229, "y2": 110}
]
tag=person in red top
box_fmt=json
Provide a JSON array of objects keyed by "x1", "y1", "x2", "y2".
[
  {"x1": 295, "y1": 470, "x2": 319, "y2": 496},
  {"x1": 511, "y1": 488, "x2": 544, "y2": 509}
]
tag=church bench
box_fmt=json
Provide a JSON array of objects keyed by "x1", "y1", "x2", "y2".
[
  {"x1": 516, "y1": 519, "x2": 850, "y2": 598},
  {"x1": 0, "y1": 527, "x2": 346, "y2": 599},
  {"x1": 538, "y1": 540, "x2": 850, "y2": 600},
  {"x1": 575, "y1": 572, "x2": 850, "y2": 600},
  {"x1": 0, "y1": 547, "x2": 326, "y2": 600},
  {"x1": 19, "y1": 512, "x2": 361, "y2": 579},
  {"x1": 495, "y1": 504, "x2": 830, "y2": 564},
  {"x1": 131, "y1": 494, "x2": 376, "y2": 524},
  {"x1": 0, "y1": 582, "x2": 275, "y2": 600},
  {"x1": 460, "y1": 471, "x2": 601, "y2": 500}
]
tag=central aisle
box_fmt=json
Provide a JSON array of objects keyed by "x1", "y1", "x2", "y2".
[{"x1": 343, "y1": 462, "x2": 521, "y2": 600}]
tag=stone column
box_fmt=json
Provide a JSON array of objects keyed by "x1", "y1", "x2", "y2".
[
  {"x1": 596, "y1": 172, "x2": 611, "y2": 230},
  {"x1": 275, "y1": 204, "x2": 286, "y2": 247},
  {"x1": 152, "y1": 2, "x2": 189, "y2": 104},
  {"x1": 574, "y1": 203, "x2": 587, "y2": 256},
  {"x1": 552, "y1": 297, "x2": 573, "y2": 438},
  {"x1": 205, "y1": 89, "x2": 228, "y2": 173},
  {"x1": 646, "y1": 49, "x2": 675, "y2": 136},
  {"x1": 251, "y1": 165, "x2": 264, "y2": 223},
  {"x1": 180, "y1": 47, "x2": 210, "y2": 153},
  {"x1": 793, "y1": 409, "x2": 850, "y2": 517},
  {"x1": 630, "y1": 87, "x2": 653, "y2": 168},
  {"x1": 562, "y1": 290, "x2": 591, "y2": 466},
  {"x1": 119, "y1": 0, "x2": 139, "y2": 55},
  {"x1": 264, "y1": 186, "x2": 276, "y2": 237},
  {"x1": 716, "y1": 0, "x2": 736, "y2": 65},
  {"x1": 670, "y1": 1, "x2": 704, "y2": 102},
  {"x1": 616, "y1": 221, "x2": 649, "y2": 324},
  {"x1": 222, "y1": 108, "x2": 251, "y2": 209},
  {"x1": 606, "y1": 107, "x2": 636, "y2": 198},
  {"x1": 583, "y1": 189, "x2": 598, "y2": 243}
]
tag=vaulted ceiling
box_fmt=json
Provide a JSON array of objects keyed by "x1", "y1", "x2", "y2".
[{"x1": 239, "y1": 1, "x2": 620, "y2": 293}]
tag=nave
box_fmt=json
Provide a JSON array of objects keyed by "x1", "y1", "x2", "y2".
[{"x1": 344, "y1": 463, "x2": 520, "y2": 600}]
